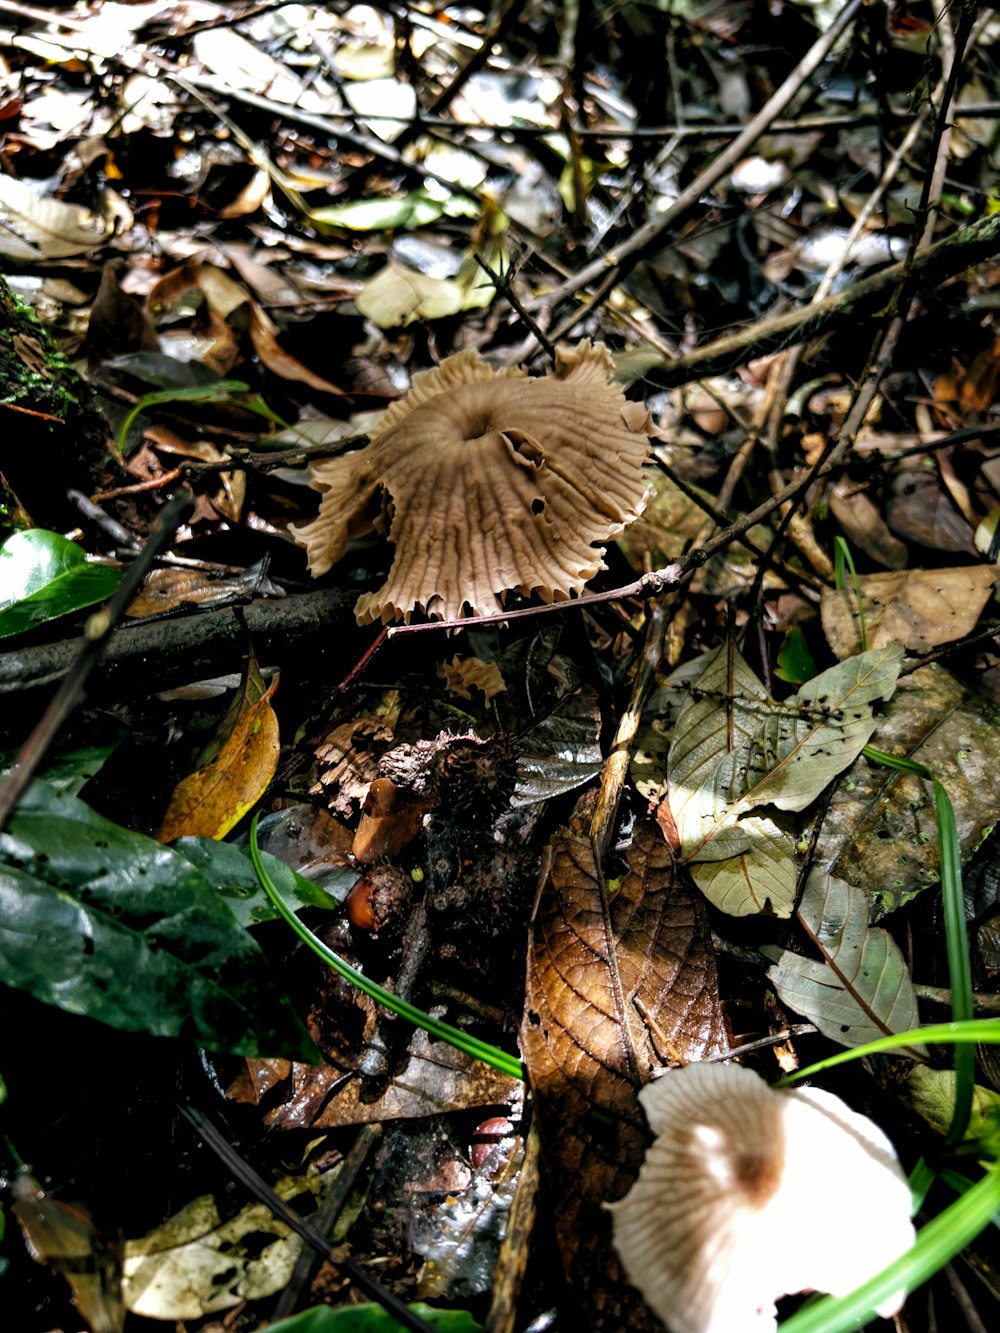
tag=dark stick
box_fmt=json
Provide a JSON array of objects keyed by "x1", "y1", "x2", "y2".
[
  {"x1": 0, "y1": 486, "x2": 195, "y2": 830},
  {"x1": 178, "y1": 1104, "x2": 438, "y2": 1333}
]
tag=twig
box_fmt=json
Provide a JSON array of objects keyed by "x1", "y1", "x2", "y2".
[
  {"x1": 178, "y1": 1105, "x2": 438, "y2": 1333},
  {"x1": 0, "y1": 487, "x2": 195, "y2": 829},
  {"x1": 530, "y1": 0, "x2": 865, "y2": 321},
  {"x1": 633, "y1": 212, "x2": 1000, "y2": 389}
]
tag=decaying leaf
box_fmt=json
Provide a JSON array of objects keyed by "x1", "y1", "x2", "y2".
[
  {"x1": 123, "y1": 1171, "x2": 334, "y2": 1318},
  {"x1": 291, "y1": 341, "x2": 651, "y2": 623},
  {"x1": 438, "y1": 654, "x2": 507, "y2": 701},
  {"x1": 0, "y1": 174, "x2": 110, "y2": 259},
  {"x1": 810, "y1": 663, "x2": 1000, "y2": 916},
  {"x1": 666, "y1": 642, "x2": 903, "y2": 916},
  {"x1": 520, "y1": 823, "x2": 727, "y2": 1329},
  {"x1": 765, "y1": 869, "x2": 921, "y2": 1046},
  {"x1": 355, "y1": 254, "x2": 497, "y2": 325},
  {"x1": 158, "y1": 655, "x2": 280, "y2": 842},
  {"x1": 13, "y1": 1171, "x2": 123, "y2": 1333},
  {"x1": 821, "y1": 566, "x2": 1000, "y2": 660}
]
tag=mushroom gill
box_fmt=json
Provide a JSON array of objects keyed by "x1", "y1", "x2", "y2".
[{"x1": 290, "y1": 341, "x2": 651, "y2": 624}]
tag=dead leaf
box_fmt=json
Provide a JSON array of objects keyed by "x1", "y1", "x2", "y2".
[
  {"x1": 810, "y1": 663, "x2": 1000, "y2": 916},
  {"x1": 821, "y1": 566, "x2": 1000, "y2": 659},
  {"x1": 13, "y1": 1171, "x2": 123, "y2": 1333},
  {"x1": 158, "y1": 659, "x2": 279, "y2": 842},
  {"x1": 520, "y1": 823, "x2": 727, "y2": 1329},
  {"x1": 0, "y1": 174, "x2": 109, "y2": 260}
]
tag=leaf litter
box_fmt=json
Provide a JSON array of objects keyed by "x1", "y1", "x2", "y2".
[{"x1": 1, "y1": 2, "x2": 1000, "y2": 1331}]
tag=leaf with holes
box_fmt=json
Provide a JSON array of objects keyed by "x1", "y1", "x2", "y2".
[
  {"x1": 764, "y1": 869, "x2": 921, "y2": 1046},
  {"x1": 668, "y1": 643, "x2": 903, "y2": 868}
]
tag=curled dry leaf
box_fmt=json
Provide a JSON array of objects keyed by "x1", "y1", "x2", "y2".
[
  {"x1": 291, "y1": 341, "x2": 651, "y2": 623},
  {"x1": 438, "y1": 654, "x2": 506, "y2": 701},
  {"x1": 608, "y1": 1063, "x2": 915, "y2": 1333}
]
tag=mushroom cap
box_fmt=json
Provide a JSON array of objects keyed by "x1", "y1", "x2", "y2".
[
  {"x1": 606, "y1": 1062, "x2": 915, "y2": 1333},
  {"x1": 290, "y1": 341, "x2": 651, "y2": 624}
]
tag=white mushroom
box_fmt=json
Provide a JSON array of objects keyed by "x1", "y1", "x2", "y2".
[
  {"x1": 290, "y1": 341, "x2": 651, "y2": 624},
  {"x1": 606, "y1": 1062, "x2": 915, "y2": 1333}
]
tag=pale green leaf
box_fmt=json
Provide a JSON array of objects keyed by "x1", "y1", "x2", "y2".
[
  {"x1": 668, "y1": 644, "x2": 903, "y2": 865},
  {"x1": 689, "y1": 814, "x2": 798, "y2": 917},
  {"x1": 667, "y1": 643, "x2": 771, "y2": 861},
  {"x1": 748, "y1": 644, "x2": 904, "y2": 812},
  {"x1": 765, "y1": 869, "x2": 921, "y2": 1044}
]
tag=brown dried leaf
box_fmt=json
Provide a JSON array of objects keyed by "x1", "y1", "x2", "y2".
[
  {"x1": 292, "y1": 341, "x2": 651, "y2": 623},
  {"x1": 520, "y1": 823, "x2": 727, "y2": 1329},
  {"x1": 821, "y1": 566, "x2": 1000, "y2": 660}
]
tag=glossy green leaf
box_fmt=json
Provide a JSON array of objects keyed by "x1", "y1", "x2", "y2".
[
  {"x1": 265, "y1": 1304, "x2": 481, "y2": 1333},
  {"x1": 0, "y1": 530, "x2": 120, "y2": 638},
  {"x1": 0, "y1": 782, "x2": 319, "y2": 1059}
]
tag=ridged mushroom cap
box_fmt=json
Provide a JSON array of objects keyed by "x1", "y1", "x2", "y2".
[
  {"x1": 290, "y1": 341, "x2": 651, "y2": 624},
  {"x1": 606, "y1": 1062, "x2": 915, "y2": 1333}
]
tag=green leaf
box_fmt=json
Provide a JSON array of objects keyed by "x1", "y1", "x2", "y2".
[
  {"x1": 0, "y1": 530, "x2": 120, "y2": 638},
  {"x1": 264, "y1": 1304, "x2": 481, "y2": 1333},
  {"x1": 311, "y1": 190, "x2": 448, "y2": 232},
  {"x1": 0, "y1": 782, "x2": 319, "y2": 1059},
  {"x1": 765, "y1": 869, "x2": 921, "y2": 1046},
  {"x1": 172, "y1": 837, "x2": 340, "y2": 928}
]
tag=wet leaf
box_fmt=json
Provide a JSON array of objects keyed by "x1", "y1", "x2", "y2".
[
  {"x1": 0, "y1": 530, "x2": 120, "y2": 638},
  {"x1": 158, "y1": 657, "x2": 280, "y2": 842},
  {"x1": 520, "y1": 823, "x2": 726, "y2": 1329},
  {"x1": 810, "y1": 664, "x2": 1000, "y2": 916},
  {"x1": 513, "y1": 685, "x2": 603, "y2": 806},
  {"x1": 765, "y1": 869, "x2": 921, "y2": 1046},
  {"x1": 821, "y1": 566, "x2": 1000, "y2": 660},
  {"x1": 0, "y1": 781, "x2": 318, "y2": 1059}
]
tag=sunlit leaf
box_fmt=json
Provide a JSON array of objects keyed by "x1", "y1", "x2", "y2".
[
  {"x1": 689, "y1": 813, "x2": 799, "y2": 918},
  {"x1": 0, "y1": 530, "x2": 120, "y2": 638}
]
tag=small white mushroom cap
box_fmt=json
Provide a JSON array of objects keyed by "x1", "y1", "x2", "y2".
[{"x1": 606, "y1": 1062, "x2": 915, "y2": 1333}]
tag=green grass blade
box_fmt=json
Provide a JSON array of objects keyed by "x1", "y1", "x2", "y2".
[
  {"x1": 863, "y1": 746, "x2": 974, "y2": 1141},
  {"x1": 249, "y1": 817, "x2": 525, "y2": 1082},
  {"x1": 777, "y1": 1019, "x2": 999, "y2": 1085}
]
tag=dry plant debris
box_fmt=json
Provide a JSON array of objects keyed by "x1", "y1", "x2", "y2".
[{"x1": 292, "y1": 340, "x2": 651, "y2": 622}]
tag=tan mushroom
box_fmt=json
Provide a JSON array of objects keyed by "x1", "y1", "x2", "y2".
[
  {"x1": 290, "y1": 341, "x2": 651, "y2": 624},
  {"x1": 607, "y1": 1062, "x2": 915, "y2": 1333}
]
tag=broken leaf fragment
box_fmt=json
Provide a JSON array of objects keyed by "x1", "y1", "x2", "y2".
[
  {"x1": 608, "y1": 1063, "x2": 915, "y2": 1333},
  {"x1": 291, "y1": 341, "x2": 651, "y2": 623}
]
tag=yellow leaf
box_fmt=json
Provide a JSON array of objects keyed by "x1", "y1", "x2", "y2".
[{"x1": 158, "y1": 676, "x2": 279, "y2": 842}]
